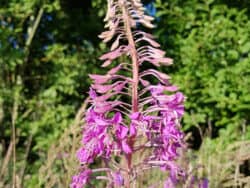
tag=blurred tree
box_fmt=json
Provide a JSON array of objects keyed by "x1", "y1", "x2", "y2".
[
  {"x1": 0, "y1": 0, "x2": 104, "y2": 187},
  {"x1": 155, "y1": 0, "x2": 250, "y2": 145},
  {"x1": 0, "y1": 0, "x2": 250, "y2": 187}
]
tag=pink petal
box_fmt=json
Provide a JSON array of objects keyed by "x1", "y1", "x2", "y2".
[
  {"x1": 129, "y1": 123, "x2": 137, "y2": 136},
  {"x1": 139, "y1": 37, "x2": 160, "y2": 47},
  {"x1": 99, "y1": 48, "x2": 122, "y2": 61},
  {"x1": 99, "y1": 29, "x2": 114, "y2": 42},
  {"x1": 111, "y1": 34, "x2": 122, "y2": 51},
  {"x1": 121, "y1": 140, "x2": 132, "y2": 154},
  {"x1": 164, "y1": 85, "x2": 178, "y2": 91},
  {"x1": 113, "y1": 112, "x2": 122, "y2": 124},
  {"x1": 94, "y1": 101, "x2": 121, "y2": 113},
  {"x1": 140, "y1": 78, "x2": 150, "y2": 86},
  {"x1": 147, "y1": 85, "x2": 178, "y2": 93},
  {"x1": 89, "y1": 74, "x2": 111, "y2": 84},
  {"x1": 130, "y1": 112, "x2": 140, "y2": 120},
  {"x1": 99, "y1": 19, "x2": 120, "y2": 42},
  {"x1": 92, "y1": 81, "x2": 125, "y2": 93},
  {"x1": 89, "y1": 88, "x2": 97, "y2": 99},
  {"x1": 99, "y1": 45, "x2": 129, "y2": 61},
  {"x1": 111, "y1": 171, "x2": 124, "y2": 186},
  {"x1": 101, "y1": 60, "x2": 112, "y2": 67},
  {"x1": 95, "y1": 118, "x2": 110, "y2": 126},
  {"x1": 93, "y1": 92, "x2": 115, "y2": 102},
  {"x1": 107, "y1": 64, "x2": 122, "y2": 75},
  {"x1": 199, "y1": 178, "x2": 209, "y2": 188},
  {"x1": 139, "y1": 56, "x2": 160, "y2": 66},
  {"x1": 113, "y1": 81, "x2": 127, "y2": 92},
  {"x1": 150, "y1": 48, "x2": 166, "y2": 56},
  {"x1": 91, "y1": 84, "x2": 113, "y2": 93},
  {"x1": 140, "y1": 69, "x2": 171, "y2": 84},
  {"x1": 158, "y1": 57, "x2": 173, "y2": 65},
  {"x1": 139, "y1": 19, "x2": 155, "y2": 28},
  {"x1": 119, "y1": 125, "x2": 128, "y2": 139},
  {"x1": 164, "y1": 178, "x2": 175, "y2": 188},
  {"x1": 143, "y1": 15, "x2": 154, "y2": 21}
]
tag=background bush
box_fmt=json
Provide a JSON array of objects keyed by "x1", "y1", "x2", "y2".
[{"x1": 0, "y1": 0, "x2": 249, "y2": 187}]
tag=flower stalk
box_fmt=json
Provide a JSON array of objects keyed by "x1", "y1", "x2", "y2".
[
  {"x1": 121, "y1": 1, "x2": 139, "y2": 187},
  {"x1": 121, "y1": 1, "x2": 139, "y2": 113}
]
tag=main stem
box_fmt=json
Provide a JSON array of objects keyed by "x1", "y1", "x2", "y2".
[
  {"x1": 121, "y1": 1, "x2": 139, "y2": 187},
  {"x1": 121, "y1": 1, "x2": 139, "y2": 113}
]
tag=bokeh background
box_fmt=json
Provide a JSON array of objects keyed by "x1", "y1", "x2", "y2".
[{"x1": 0, "y1": 0, "x2": 250, "y2": 187}]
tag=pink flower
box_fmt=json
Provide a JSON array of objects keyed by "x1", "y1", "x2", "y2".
[
  {"x1": 111, "y1": 171, "x2": 124, "y2": 186},
  {"x1": 70, "y1": 169, "x2": 92, "y2": 188},
  {"x1": 199, "y1": 178, "x2": 209, "y2": 188},
  {"x1": 72, "y1": 0, "x2": 191, "y2": 187}
]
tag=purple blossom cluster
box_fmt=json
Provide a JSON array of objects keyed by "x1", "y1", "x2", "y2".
[
  {"x1": 71, "y1": 169, "x2": 92, "y2": 188},
  {"x1": 71, "y1": 0, "x2": 207, "y2": 187}
]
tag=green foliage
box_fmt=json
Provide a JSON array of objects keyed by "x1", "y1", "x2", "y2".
[
  {"x1": 0, "y1": 0, "x2": 103, "y2": 187},
  {"x1": 155, "y1": 0, "x2": 250, "y2": 131},
  {"x1": 189, "y1": 123, "x2": 250, "y2": 187},
  {"x1": 1, "y1": 0, "x2": 250, "y2": 187}
]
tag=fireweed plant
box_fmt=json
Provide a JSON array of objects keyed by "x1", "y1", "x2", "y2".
[{"x1": 71, "y1": 0, "x2": 205, "y2": 188}]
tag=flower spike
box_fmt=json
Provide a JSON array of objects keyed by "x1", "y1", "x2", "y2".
[{"x1": 72, "y1": 0, "x2": 188, "y2": 187}]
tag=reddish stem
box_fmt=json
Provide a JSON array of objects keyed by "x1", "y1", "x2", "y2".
[{"x1": 121, "y1": 0, "x2": 139, "y2": 187}]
